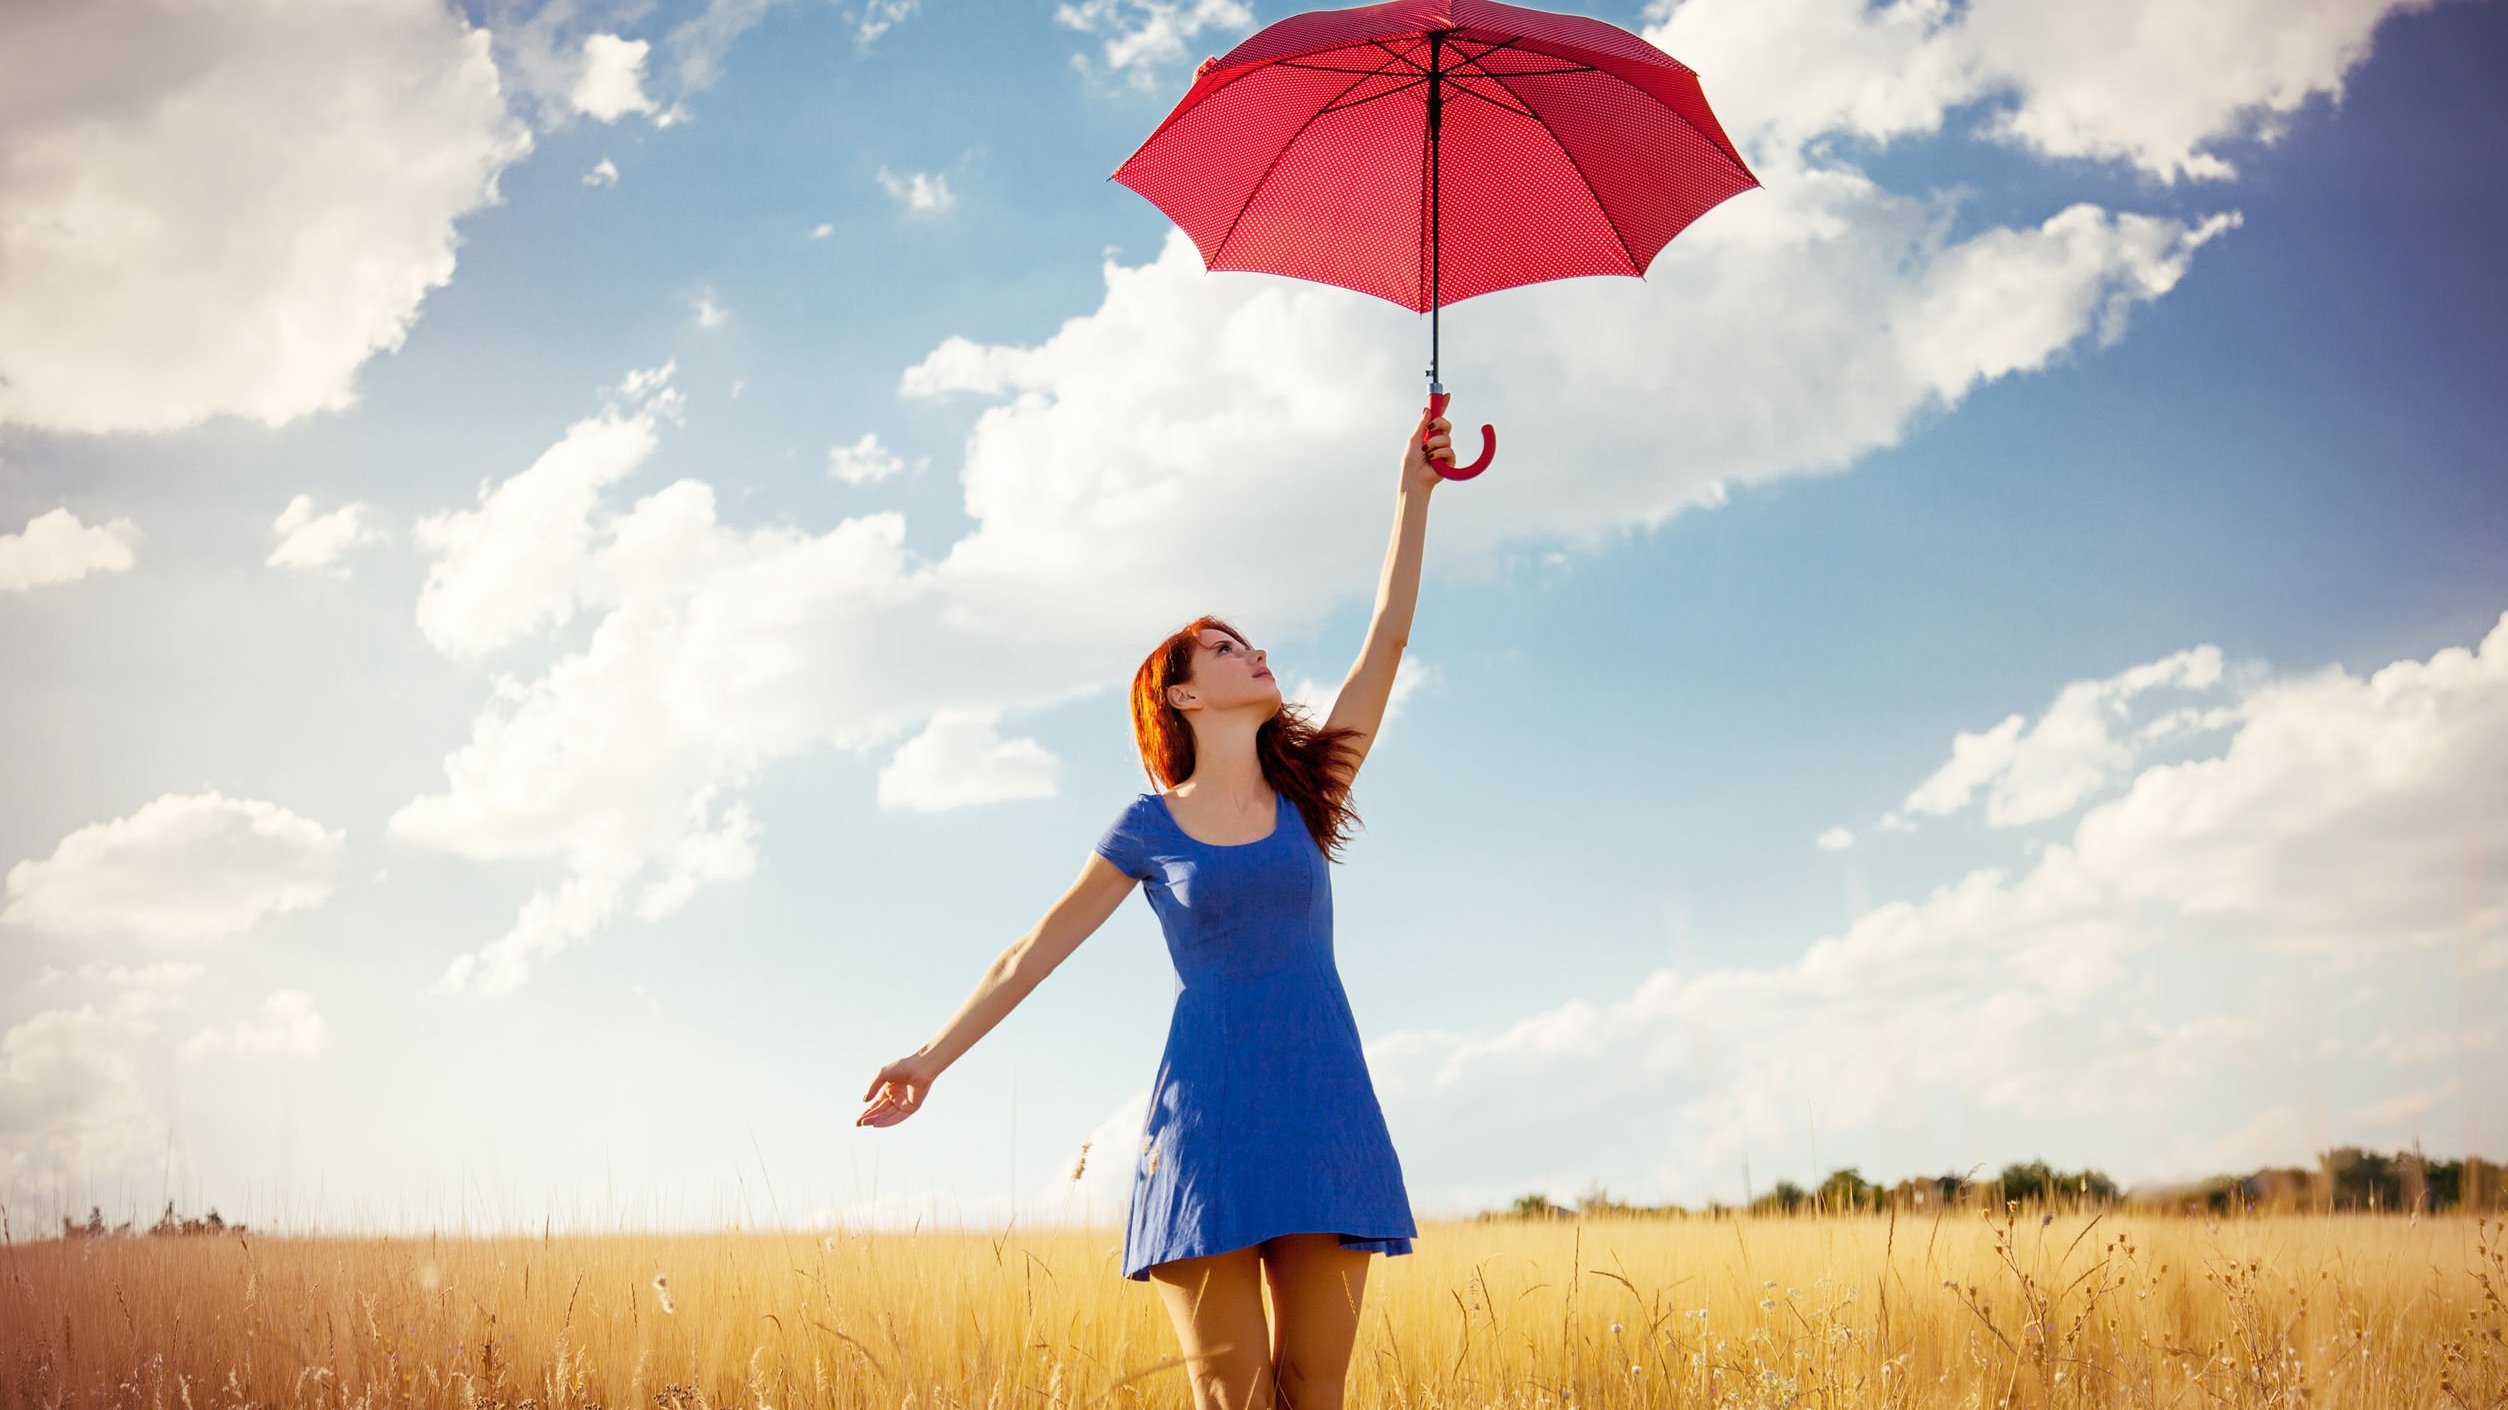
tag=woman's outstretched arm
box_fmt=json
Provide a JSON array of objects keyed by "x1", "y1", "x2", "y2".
[
  {"x1": 857, "y1": 854, "x2": 1137, "y2": 1127},
  {"x1": 1322, "y1": 405, "x2": 1448, "y2": 780}
]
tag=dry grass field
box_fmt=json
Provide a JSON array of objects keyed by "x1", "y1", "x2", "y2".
[{"x1": 5, "y1": 1203, "x2": 2503, "y2": 1409}]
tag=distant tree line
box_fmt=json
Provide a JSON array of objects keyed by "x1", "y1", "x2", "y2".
[
  {"x1": 1488, "y1": 1146, "x2": 2505, "y2": 1220},
  {"x1": 2187, "y1": 1145, "x2": 2503, "y2": 1215},
  {"x1": 57, "y1": 1200, "x2": 249, "y2": 1239}
]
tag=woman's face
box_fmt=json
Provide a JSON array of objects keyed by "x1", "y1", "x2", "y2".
[{"x1": 1169, "y1": 628, "x2": 1276, "y2": 715}]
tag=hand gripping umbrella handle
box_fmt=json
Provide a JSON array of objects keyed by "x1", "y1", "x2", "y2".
[{"x1": 1424, "y1": 391, "x2": 1496, "y2": 480}]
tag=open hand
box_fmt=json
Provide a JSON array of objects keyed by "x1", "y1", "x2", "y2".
[
  {"x1": 858, "y1": 1052, "x2": 942, "y2": 1128},
  {"x1": 1403, "y1": 405, "x2": 1452, "y2": 493}
]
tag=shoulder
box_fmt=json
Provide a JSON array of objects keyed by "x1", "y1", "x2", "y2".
[
  {"x1": 1100, "y1": 791, "x2": 1158, "y2": 835},
  {"x1": 1095, "y1": 792, "x2": 1162, "y2": 879}
]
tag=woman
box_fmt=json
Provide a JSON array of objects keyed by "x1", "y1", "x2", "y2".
[{"x1": 858, "y1": 405, "x2": 1455, "y2": 1410}]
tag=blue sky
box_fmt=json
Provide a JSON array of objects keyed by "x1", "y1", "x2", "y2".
[{"x1": 1, "y1": 0, "x2": 2502, "y2": 1237}]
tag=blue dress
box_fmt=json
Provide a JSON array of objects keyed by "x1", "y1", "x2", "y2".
[{"x1": 1093, "y1": 786, "x2": 1418, "y2": 1281}]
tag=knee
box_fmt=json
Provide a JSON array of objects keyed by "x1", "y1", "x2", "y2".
[
  {"x1": 1272, "y1": 1358, "x2": 1344, "y2": 1410},
  {"x1": 1192, "y1": 1358, "x2": 1276, "y2": 1410}
]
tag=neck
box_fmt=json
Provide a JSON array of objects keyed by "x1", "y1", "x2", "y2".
[{"x1": 1180, "y1": 717, "x2": 1267, "y2": 802}]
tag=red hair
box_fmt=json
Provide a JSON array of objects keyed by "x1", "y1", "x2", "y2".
[{"x1": 1122, "y1": 615, "x2": 1368, "y2": 863}]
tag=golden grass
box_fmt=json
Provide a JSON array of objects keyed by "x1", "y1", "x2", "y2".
[{"x1": 4, "y1": 1204, "x2": 2502, "y2": 1409}]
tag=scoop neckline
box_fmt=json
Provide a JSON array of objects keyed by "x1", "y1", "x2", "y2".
[{"x1": 1150, "y1": 788, "x2": 1283, "y2": 849}]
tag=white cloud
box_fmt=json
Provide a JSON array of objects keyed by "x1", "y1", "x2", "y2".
[
  {"x1": 1642, "y1": 0, "x2": 2441, "y2": 181},
  {"x1": 0, "y1": 1005, "x2": 166, "y2": 1215},
  {"x1": 693, "y1": 291, "x2": 729, "y2": 328},
  {"x1": 2068, "y1": 622, "x2": 2508, "y2": 955},
  {"x1": 809, "y1": 221, "x2": 835, "y2": 240},
  {"x1": 618, "y1": 361, "x2": 680, "y2": 406},
  {"x1": 826, "y1": 431, "x2": 919, "y2": 485},
  {"x1": 492, "y1": 0, "x2": 776, "y2": 129},
  {"x1": 1364, "y1": 612, "x2": 2508, "y2": 1204},
  {"x1": 570, "y1": 33, "x2": 657, "y2": 121},
  {"x1": 661, "y1": 0, "x2": 781, "y2": 97},
  {"x1": 396, "y1": 368, "x2": 830, "y2": 995},
  {"x1": 1054, "y1": 0, "x2": 1256, "y2": 93},
  {"x1": 411, "y1": 367, "x2": 677, "y2": 661},
  {"x1": 1814, "y1": 826, "x2": 1854, "y2": 852},
  {"x1": 267, "y1": 494, "x2": 387, "y2": 574},
  {"x1": 0, "y1": 0, "x2": 532, "y2": 435},
  {"x1": 877, "y1": 708, "x2": 1063, "y2": 811},
  {"x1": 0, "y1": 509, "x2": 142, "y2": 592},
  {"x1": 396, "y1": 354, "x2": 1195, "y2": 993},
  {"x1": 180, "y1": 991, "x2": 327, "y2": 1061},
  {"x1": 899, "y1": 170, "x2": 2227, "y2": 574},
  {"x1": 874, "y1": 165, "x2": 955, "y2": 213},
  {"x1": 1, "y1": 792, "x2": 345, "y2": 946},
  {"x1": 584, "y1": 156, "x2": 620, "y2": 186},
  {"x1": 1899, "y1": 645, "x2": 2240, "y2": 828},
  {"x1": 847, "y1": 0, "x2": 923, "y2": 49}
]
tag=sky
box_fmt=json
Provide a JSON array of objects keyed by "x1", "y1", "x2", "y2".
[{"x1": 1, "y1": 0, "x2": 2503, "y2": 1240}]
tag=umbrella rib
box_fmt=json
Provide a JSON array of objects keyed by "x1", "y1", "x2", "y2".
[
  {"x1": 1462, "y1": 31, "x2": 1747, "y2": 177},
  {"x1": 1276, "y1": 41, "x2": 1423, "y2": 80},
  {"x1": 1447, "y1": 35, "x2": 1525, "y2": 67},
  {"x1": 1275, "y1": 60, "x2": 1415, "y2": 76},
  {"x1": 1442, "y1": 73, "x2": 1535, "y2": 119},
  {"x1": 1208, "y1": 64, "x2": 1406, "y2": 269},
  {"x1": 1363, "y1": 37, "x2": 1430, "y2": 76},
  {"x1": 1444, "y1": 77, "x2": 1644, "y2": 277},
  {"x1": 1448, "y1": 36, "x2": 1597, "y2": 86},
  {"x1": 1287, "y1": 45, "x2": 1428, "y2": 113},
  {"x1": 1453, "y1": 33, "x2": 1610, "y2": 78},
  {"x1": 1319, "y1": 75, "x2": 1428, "y2": 115}
]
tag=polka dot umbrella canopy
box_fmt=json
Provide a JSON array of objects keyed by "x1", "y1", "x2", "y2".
[{"x1": 1109, "y1": 0, "x2": 1760, "y2": 480}]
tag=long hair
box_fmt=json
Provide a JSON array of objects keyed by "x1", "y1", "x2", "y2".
[{"x1": 1123, "y1": 614, "x2": 1368, "y2": 863}]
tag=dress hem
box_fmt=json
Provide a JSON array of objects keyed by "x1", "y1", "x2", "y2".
[{"x1": 1124, "y1": 1227, "x2": 1418, "y2": 1282}]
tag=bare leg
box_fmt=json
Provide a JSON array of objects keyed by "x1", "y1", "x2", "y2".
[
  {"x1": 1259, "y1": 1234, "x2": 1371, "y2": 1410},
  {"x1": 1146, "y1": 1244, "x2": 1277, "y2": 1410}
]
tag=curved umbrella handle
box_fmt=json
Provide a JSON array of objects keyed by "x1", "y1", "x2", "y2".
[{"x1": 1425, "y1": 391, "x2": 1496, "y2": 480}]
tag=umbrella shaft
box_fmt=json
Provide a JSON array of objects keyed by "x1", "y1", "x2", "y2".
[{"x1": 1429, "y1": 30, "x2": 1442, "y2": 387}]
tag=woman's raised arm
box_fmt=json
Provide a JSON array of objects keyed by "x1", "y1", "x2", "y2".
[{"x1": 1321, "y1": 405, "x2": 1446, "y2": 780}]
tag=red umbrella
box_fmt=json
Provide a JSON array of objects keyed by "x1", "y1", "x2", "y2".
[{"x1": 1110, "y1": 0, "x2": 1759, "y2": 480}]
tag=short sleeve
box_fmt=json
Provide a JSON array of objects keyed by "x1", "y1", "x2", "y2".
[{"x1": 1092, "y1": 795, "x2": 1153, "y2": 881}]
